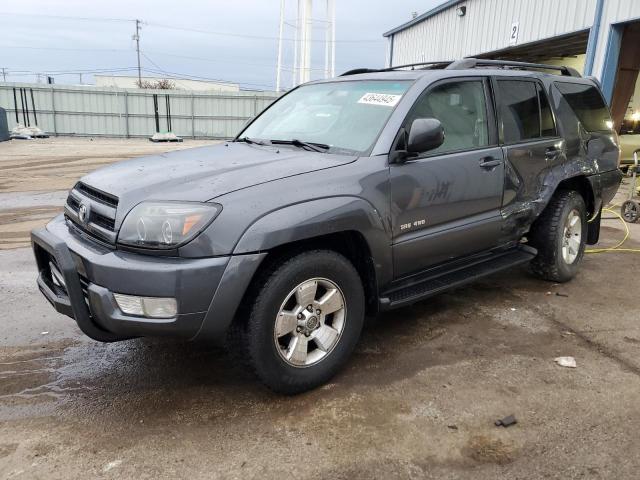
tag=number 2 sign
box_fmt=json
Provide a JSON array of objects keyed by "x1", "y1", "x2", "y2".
[{"x1": 510, "y1": 22, "x2": 519, "y2": 45}]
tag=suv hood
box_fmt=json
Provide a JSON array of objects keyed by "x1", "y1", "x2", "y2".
[{"x1": 80, "y1": 142, "x2": 358, "y2": 210}]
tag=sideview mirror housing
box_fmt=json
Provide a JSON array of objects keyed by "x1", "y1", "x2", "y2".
[{"x1": 407, "y1": 118, "x2": 445, "y2": 154}]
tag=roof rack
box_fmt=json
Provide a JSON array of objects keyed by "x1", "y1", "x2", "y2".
[
  {"x1": 341, "y1": 58, "x2": 581, "y2": 78},
  {"x1": 340, "y1": 61, "x2": 451, "y2": 76},
  {"x1": 446, "y1": 58, "x2": 582, "y2": 77}
]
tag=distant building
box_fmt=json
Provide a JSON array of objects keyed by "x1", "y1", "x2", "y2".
[{"x1": 94, "y1": 75, "x2": 239, "y2": 92}]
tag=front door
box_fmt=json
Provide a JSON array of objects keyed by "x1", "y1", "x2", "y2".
[{"x1": 390, "y1": 77, "x2": 505, "y2": 278}]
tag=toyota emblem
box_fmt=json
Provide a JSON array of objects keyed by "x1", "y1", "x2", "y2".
[{"x1": 78, "y1": 203, "x2": 89, "y2": 224}]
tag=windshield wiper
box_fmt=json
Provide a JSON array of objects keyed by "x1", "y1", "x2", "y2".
[
  {"x1": 235, "y1": 136, "x2": 268, "y2": 145},
  {"x1": 270, "y1": 139, "x2": 330, "y2": 153}
]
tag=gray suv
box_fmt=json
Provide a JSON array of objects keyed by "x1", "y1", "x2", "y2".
[{"x1": 32, "y1": 59, "x2": 622, "y2": 394}]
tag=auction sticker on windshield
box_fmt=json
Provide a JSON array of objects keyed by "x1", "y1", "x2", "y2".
[{"x1": 358, "y1": 92, "x2": 402, "y2": 107}]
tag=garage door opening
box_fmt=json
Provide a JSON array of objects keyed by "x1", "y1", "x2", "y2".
[
  {"x1": 476, "y1": 29, "x2": 589, "y2": 75},
  {"x1": 607, "y1": 21, "x2": 640, "y2": 168}
]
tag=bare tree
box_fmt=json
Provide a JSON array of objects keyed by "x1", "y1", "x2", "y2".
[{"x1": 136, "y1": 79, "x2": 176, "y2": 89}]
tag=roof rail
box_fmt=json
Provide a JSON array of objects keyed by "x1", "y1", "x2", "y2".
[
  {"x1": 446, "y1": 58, "x2": 581, "y2": 77},
  {"x1": 340, "y1": 61, "x2": 452, "y2": 76},
  {"x1": 341, "y1": 59, "x2": 582, "y2": 78}
]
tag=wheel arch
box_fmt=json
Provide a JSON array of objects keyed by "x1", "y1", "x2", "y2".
[
  {"x1": 554, "y1": 175, "x2": 597, "y2": 217},
  {"x1": 196, "y1": 198, "x2": 391, "y2": 343},
  {"x1": 552, "y1": 175, "x2": 600, "y2": 244},
  {"x1": 233, "y1": 196, "x2": 392, "y2": 294}
]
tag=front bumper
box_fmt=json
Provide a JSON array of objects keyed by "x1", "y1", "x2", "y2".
[{"x1": 32, "y1": 215, "x2": 264, "y2": 342}]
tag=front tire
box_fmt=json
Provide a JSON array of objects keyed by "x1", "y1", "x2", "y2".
[
  {"x1": 231, "y1": 250, "x2": 365, "y2": 394},
  {"x1": 528, "y1": 190, "x2": 587, "y2": 283}
]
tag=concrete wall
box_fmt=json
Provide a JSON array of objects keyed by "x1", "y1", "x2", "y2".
[{"x1": 0, "y1": 82, "x2": 278, "y2": 139}]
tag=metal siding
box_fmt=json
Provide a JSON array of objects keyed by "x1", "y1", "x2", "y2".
[
  {"x1": 391, "y1": 0, "x2": 597, "y2": 66},
  {"x1": 0, "y1": 82, "x2": 278, "y2": 139},
  {"x1": 591, "y1": 0, "x2": 640, "y2": 78}
]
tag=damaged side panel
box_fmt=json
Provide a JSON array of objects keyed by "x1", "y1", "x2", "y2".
[{"x1": 498, "y1": 77, "x2": 621, "y2": 245}]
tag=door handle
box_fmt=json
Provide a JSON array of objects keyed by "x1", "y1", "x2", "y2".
[
  {"x1": 479, "y1": 157, "x2": 501, "y2": 169},
  {"x1": 545, "y1": 146, "x2": 560, "y2": 159}
]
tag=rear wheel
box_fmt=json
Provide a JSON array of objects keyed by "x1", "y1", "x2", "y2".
[
  {"x1": 230, "y1": 250, "x2": 365, "y2": 394},
  {"x1": 528, "y1": 190, "x2": 587, "y2": 282}
]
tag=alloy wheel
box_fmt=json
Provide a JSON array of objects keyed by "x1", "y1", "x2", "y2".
[{"x1": 273, "y1": 277, "x2": 346, "y2": 367}]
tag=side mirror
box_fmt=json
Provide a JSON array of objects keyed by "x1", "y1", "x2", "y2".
[{"x1": 407, "y1": 118, "x2": 445, "y2": 154}]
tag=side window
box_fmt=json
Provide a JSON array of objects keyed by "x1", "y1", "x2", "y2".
[
  {"x1": 554, "y1": 82, "x2": 612, "y2": 132},
  {"x1": 405, "y1": 80, "x2": 489, "y2": 155},
  {"x1": 538, "y1": 84, "x2": 557, "y2": 137},
  {"x1": 498, "y1": 80, "x2": 540, "y2": 143}
]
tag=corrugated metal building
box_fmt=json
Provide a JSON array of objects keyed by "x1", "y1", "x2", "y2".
[{"x1": 383, "y1": 0, "x2": 640, "y2": 136}]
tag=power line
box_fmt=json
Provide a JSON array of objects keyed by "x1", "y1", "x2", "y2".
[
  {"x1": 0, "y1": 12, "x2": 384, "y2": 43},
  {"x1": 6, "y1": 67, "x2": 138, "y2": 75},
  {"x1": 0, "y1": 11, "x2": 133, "y2": 22},
  {"x1": 144, "y1": 22, "x2": 384, "y2": 44},
  {"x1": 1, "y1": 45, "x2": 130, "y2": 52},
  {"x1": 141, "y1": 67, "x2": 275, "y2": 90},
  {"x1": 1, "y1": 45, "x2": 336, "y2": 70}
]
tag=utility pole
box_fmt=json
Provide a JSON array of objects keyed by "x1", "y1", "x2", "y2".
[
  {"x1": 79, "y1": 73, "x2": 83, "y2": 84},
  {"x1": 1, "y1": 68, "x2": 6, "y2": 82},
  {"x1": 133, "y1": 19, "x2": 142, "y2": 86},
  {"x1": 276, "y1": 0, "x2": 285, "y2": 92}
]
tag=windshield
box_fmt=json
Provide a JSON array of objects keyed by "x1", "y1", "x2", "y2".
[{"x1": 240, "y1": 80, "x2": 412, "y2": 154}]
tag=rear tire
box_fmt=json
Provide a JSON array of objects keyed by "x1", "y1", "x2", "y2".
[
  {"x1": 528, "y1": 190, "x2": 587, "y2": 283},
  {"x1": 229, "y1": 250, "x2": 365, "y2": 394}
]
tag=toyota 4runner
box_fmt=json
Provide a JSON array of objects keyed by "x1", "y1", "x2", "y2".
[{"x1": 32, "y1": 59, "x2": 622, "y2": 394}]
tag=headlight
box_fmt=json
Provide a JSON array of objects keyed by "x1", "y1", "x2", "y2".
[{"x1": 118, "y1": 202, "x2": 221, "y2": 249}]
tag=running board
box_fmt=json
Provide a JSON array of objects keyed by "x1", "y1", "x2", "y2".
[{"x1": 379, "y1": 245, "x2": 537, "y2": 310}]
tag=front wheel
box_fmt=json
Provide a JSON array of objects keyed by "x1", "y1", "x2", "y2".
[
  {"x1": 528, "y1": 190, "x2": 587, "y2": 283},
  {"x1": 230, "y1": 250, "x2": 365, "y2": 394}
]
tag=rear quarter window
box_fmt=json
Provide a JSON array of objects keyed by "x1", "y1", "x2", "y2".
[{"x1": 553, "y1": 82, "x2": 612, "y2": 133}]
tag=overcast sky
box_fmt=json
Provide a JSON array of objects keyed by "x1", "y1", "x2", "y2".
[{"x1": 0, "y1": 0, "x2": 442, "y2": 90}]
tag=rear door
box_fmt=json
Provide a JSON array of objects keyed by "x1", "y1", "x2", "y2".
[
  {"x1": 494, "y1": 78, "x2": 563, "y2": 234},
  {"x1": 390, "y1": 77, "x2": 505, "y2": 278}
]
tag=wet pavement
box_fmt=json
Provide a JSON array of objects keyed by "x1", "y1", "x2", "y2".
[
  {"x1": 1, "y1": 139, "x2": 640, "y2": 478},
  {"x1": 2, "y1": 222, "x2": 640, "y2": 479}
]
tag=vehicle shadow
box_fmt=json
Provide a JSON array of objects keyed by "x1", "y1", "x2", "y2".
[{"x1": 35, "y1": 265, "x2": 563, "y2": 425}]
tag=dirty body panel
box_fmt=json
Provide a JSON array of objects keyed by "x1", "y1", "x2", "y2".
[{"x1": 31, "y1": 66, "x2": 622, "y2": 344}]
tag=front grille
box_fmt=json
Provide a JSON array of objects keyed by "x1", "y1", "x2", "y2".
[
  {"x1": 76, "y1": 182, "x2": 119, "y2": 209},
  {"x1": 65, "y1": 183, "x2": 119, "y2": 246},
  {"x1": 67, "y1": 196, "x2": 80, "y2": 211},
  {"x1": 92, "y1": 212, "x2": 116, "y2": 231}
]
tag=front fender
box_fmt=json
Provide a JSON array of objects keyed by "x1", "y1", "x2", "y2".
[{"x1": 233, "y1": 196, "x2": 393, "y2": 287}]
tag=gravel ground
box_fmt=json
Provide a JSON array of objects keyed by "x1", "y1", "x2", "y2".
[{"x1": 1, "y1": 138, "x2": 639, "y2": 479}]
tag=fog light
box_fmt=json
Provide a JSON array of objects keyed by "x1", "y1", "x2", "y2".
[{"x1": 113, "y1": 293, "x2": 177, "y2": 318}]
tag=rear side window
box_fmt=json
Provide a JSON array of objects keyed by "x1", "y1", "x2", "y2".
[
  {"x1": 554, "y1": 82, "x2": 611, "y2": 132},
  {"x1": 498, "y1": 80, "x2": 541, "y2": 143}
]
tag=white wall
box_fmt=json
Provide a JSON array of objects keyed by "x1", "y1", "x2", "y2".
[{"x1": 95, "y1": 75, "x2": 240, "y2": 92}]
